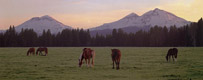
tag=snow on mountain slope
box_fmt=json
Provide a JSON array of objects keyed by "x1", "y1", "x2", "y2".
[
  {"x1": 134, "y1": 8, "x2": 190, "y2": 27},
  {"x1": 90, "y1": 8, "x2": 190, "y2": 31},
  {"x1": 90, "y1": 12, "x2": 139, "y2": 30},
  {"x1": 15, "y1": 15, "x2": 72, "y2": 34}
]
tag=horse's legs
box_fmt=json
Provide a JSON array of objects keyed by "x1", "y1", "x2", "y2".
[
  {"x1": 175, "y1": 58, "x2": 177, "y2": 62},
  {"x1": 91, "y1": 58, "x2": 94, "y2": 67},
  {"x1": 115, "y1": 60, "x2": 118, "y2": 70},
  {"x1": 85, "y1": 59, "x2": 88, "y2": 67},
  {"x1": 91, "y1": 52, "x2": 95, "y2": 67},
  {"x1": 112, "y1": 60, "x2": 115, "y2": 69},
  {"x1": 88, "y1": 58, "x2": 91, "y2": 67},
  {"x1": 115, "y1": 59, "x2": 118, "y2": 69},
  {"x1": 33, "y1": 51, "x2": 35, "y2": 55},
  {"x1": 40, "y1": 51, "x2": 43, "y2": 56},
  {"x1": 117, "y1": 62, "x2": 120, "y2": 70},
  {"x1": 115, "y1": 59, "x2": 120, "y2": 70},
  {"x1": 172, "y1": 55, "x2": 174, "y2": 62}
]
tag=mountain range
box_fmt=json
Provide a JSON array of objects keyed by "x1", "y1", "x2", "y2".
[
  {"x1": 90, "y1": 8, "x2": 190, "y2": 31},
  {"x1": 89, "y1": 8, "x2": 190, "y2": 36},
  {"x1": 1, "y1": 8, "x2": 191, "y2": 35}
]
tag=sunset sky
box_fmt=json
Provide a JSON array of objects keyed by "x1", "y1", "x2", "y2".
[{"x1": 0, "y1": 0, "x2": 202, "y2": 30}]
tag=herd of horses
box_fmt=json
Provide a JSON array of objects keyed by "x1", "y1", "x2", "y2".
[
  {"x1": 27, "y1": 47, "x2": 178, "y2": 70},
  {"x1": 27, "y1": 47, "x2": 48, "y2": 56}
]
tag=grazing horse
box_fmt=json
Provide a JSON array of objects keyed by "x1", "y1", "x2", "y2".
[
  {"x1": 111, "y1": 49, "x2": 121, "y2": 70},
  {"x1": 166, "y1": 48, "x2": 178, "y2": 62},
  {"x1": 27, "y1": 48, "x2": 35, "y2": 56},
  {"x1": 36, "y1": 47, "x2": 48, "y2": 56},
  {"x1": 78, "y1": 48, "x2": 95, "y2": 67}
]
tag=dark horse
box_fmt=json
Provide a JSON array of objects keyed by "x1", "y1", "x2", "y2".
[
  {"x1": 166, "y1": 48, "x2": 178, "y2": 62},
  {"x1": 78, "y1": 48, "x2": 95, "y2": 67},
  {"x1": 111, "y1": 49, "x2": 121, "y2": 70},
  {"x1": 36, "y1": 47, "x2": 48, "y2": 56},
  {"x1": 27, "y1": 48, "x2": 35, "y2": 56}
]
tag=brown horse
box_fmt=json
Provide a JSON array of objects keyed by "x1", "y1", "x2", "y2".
[
  {"x1": 166, "y1": 48, "x2": 178, "y2": 62},
  {"x1": 27, "y1": 48, "x2": 35, "y2": 56},
  {"x1": 111, "y1": 49, "x2": 121, "y2": 70},
  {"x1": 36, "y1": 47, "x2": 48, "y2": 56},
  {"x1": 78, "y1": 48, "x2": 95, "y2": 67}
]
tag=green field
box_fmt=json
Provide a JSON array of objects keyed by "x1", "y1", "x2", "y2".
[{"x1": 0, "y1": 47, "x2": 203, "y2": 80}]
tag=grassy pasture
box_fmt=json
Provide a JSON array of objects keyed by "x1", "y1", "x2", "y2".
[{"x1": 0, "y1": 47, "x2": 202, "y2": 80}]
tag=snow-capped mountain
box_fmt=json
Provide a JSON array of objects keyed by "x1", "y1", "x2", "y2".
[
  {"x1": 91, "y1": 12, "x2": 139, "y2": 30},
  {"x1": 90, "y1": 8, "x2": 190, "y2": 31},
  {"x1": 134, "y1": 8, "x2": 190, "y2": 27},
  {"x1": 15, "y1": 15, "x2": 72, "y2": 34}
]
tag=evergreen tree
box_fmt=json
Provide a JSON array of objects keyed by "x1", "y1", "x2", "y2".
[
  {"x1": 4, "y1": 26, "x2": 18, "y2": 47},
  {"x1": 0, "y1": 33, "x2": 4, "y2": 47},
  {"x1": 19, "y1": 28, "x2": 38, "y2": 47},
  {"x1": 196, "y1": 18, "x2": 203, "y2": 46}
]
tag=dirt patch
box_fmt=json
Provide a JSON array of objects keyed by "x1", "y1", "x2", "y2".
[{"x1": 162, "y1": 74, "x2": 180, "y2": 77}]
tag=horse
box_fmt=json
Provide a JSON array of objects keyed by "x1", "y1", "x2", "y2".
[
  {"x1": 36, "y1": 47, "x2": 48, "y2": 56},
  {"x1": 78, "y1": 48, "x2": 95, "y2": 67},
  {"x1": 166, "y1": 48, "x2": 178, "y2": 62},
  {"x1": 27, "y1": 48, "x2": 35, "y2": 56},
  {"x1": 111, "y1": 49, "x2": 121, "y2": 70}
]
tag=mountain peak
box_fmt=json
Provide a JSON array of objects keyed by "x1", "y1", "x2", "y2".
[
  {"x1": 124, "y1": 12, "x2": 139, "y2": 19},
  {"x1": 154, "y1": 8, "x2": 161, "y2": 11},
  {"x1": 30, "y1": 15, "x2": 54, "y2": 21},
  {"x1": 40, "y1": 15, "x2": 55, "y2": 21},
  {"x1": 41, "y1": 15, "x2": 52, "y2": 19},
  {"x1": 152, "y1": 8, "x2": 166, "y2": 14}
]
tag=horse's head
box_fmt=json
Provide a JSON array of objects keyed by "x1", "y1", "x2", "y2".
[
  {"x1": 174, "y1": 54, "x2": 177, "y2": 58},
  {"x1": 78, "y1": 53, "x2": 83, "y2": 67},
  {"x1": 78, "y1": 59, "x2": 82, "y2": 67},
  {"x1": 173, "y1": 48, "x2": 178, "y2": 59},
  {"x1": 36, "y1": 50, "x2": 38, "y2": 55},
  {"x1": 166, "y1": 56, "x2": 168, "y2": 61}
]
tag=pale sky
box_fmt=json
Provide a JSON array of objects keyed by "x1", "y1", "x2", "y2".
[{"x1": 0, "y1": 0, "x2": 202, "y2": 30}]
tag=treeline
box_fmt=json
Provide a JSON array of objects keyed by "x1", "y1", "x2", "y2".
[
  {"x1": 0, "y1": 27, "x2": 91, "y2": 47},
  {"x1": 0, "y1": 18, "x2": 203, "y2": 47},
  {"x1": 93, "y1": 18, "x2": 203, "y2": 47}
]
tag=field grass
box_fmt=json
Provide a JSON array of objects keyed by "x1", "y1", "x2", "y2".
[{"x1": 0, "y1": 47, "x2": 203, "y2": 80}]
